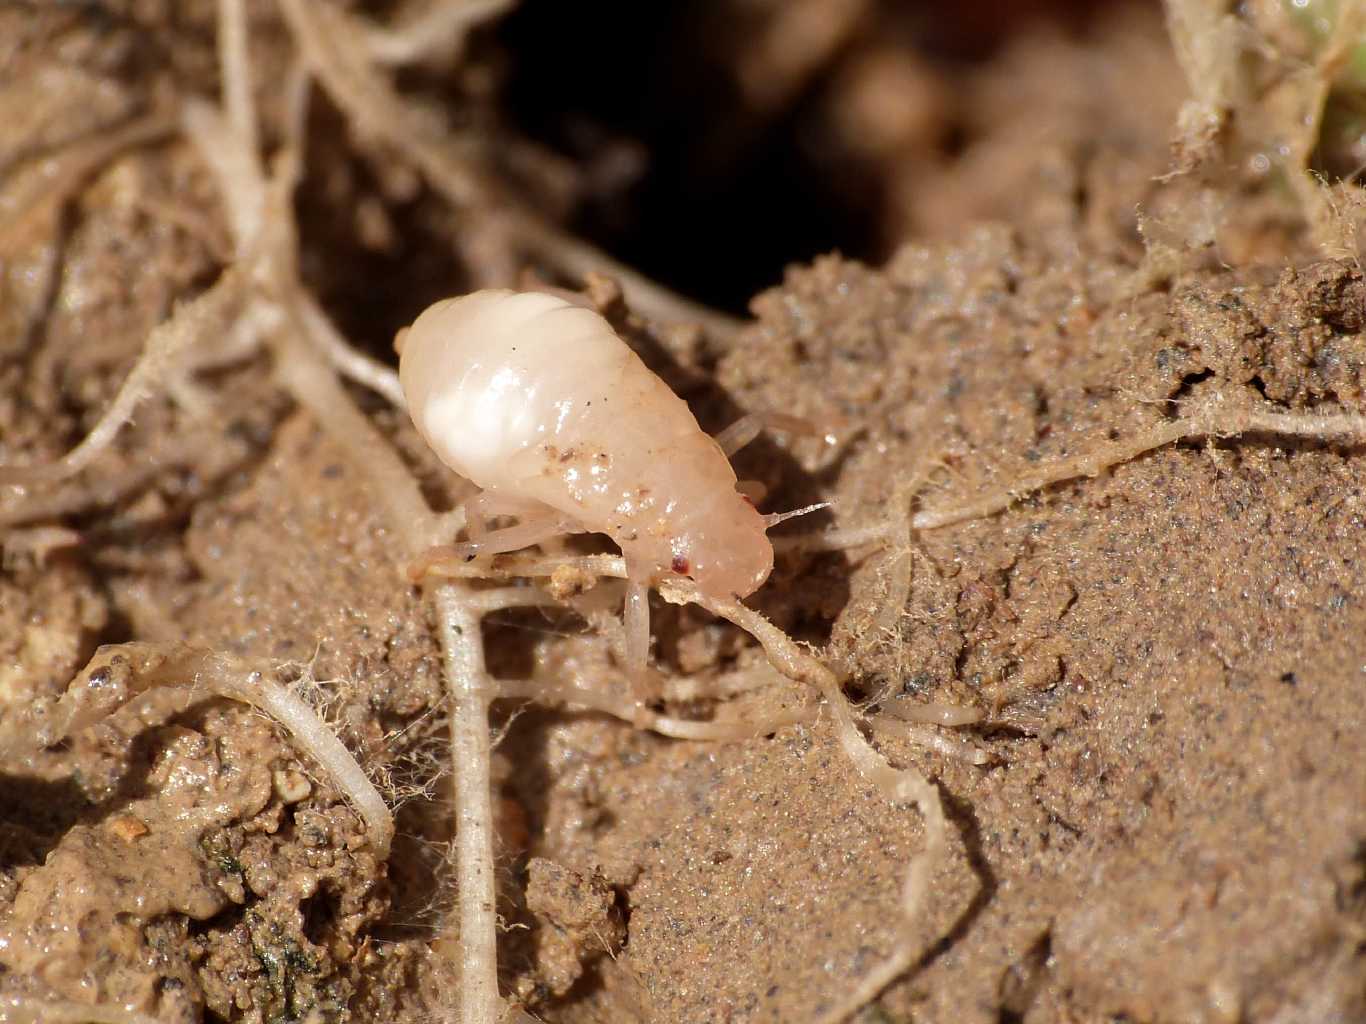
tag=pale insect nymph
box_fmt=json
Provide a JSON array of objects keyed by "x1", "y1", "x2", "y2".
[{"x1": 398, "y1": 289, "x2": 806, "y2": 672}]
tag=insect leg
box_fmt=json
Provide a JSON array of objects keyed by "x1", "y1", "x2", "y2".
[
  {"x1": 737, "y1": 478, "x2": 769, "y2": 505},
  {"x1": 406, "y1": 513, "x2": 584, "y2": 580},
  {"x1": 464, "y1": 491, "x2": 555, "y2": 541},
  {"x1": 463, "y1": 514, "x2": 582, "y2": 557},
  {"x1": 622, "y1": 577, "x2": 651, "y2": 677},
  {"x1": 713, "y1": 410, "x2": 821, "y2": 457}
]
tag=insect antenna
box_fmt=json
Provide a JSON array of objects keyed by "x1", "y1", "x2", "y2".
[{"x1": 761, "y1": 501, "x2": 831, "y2": 529}]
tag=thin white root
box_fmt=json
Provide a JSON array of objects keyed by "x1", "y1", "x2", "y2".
[
  {"x1": 462, "y1": 585, "x2": 563, "y2": 614},
  {"x1": 0, "y1": 431, "x2": 249, "y2": 529},
  {"x1": 513, "y1": 218, "x2": 745, "y2": 338},
  {"x1": 913, "y1": 396, "x2": 1366, "y2": 530},
  {"x1": 0, "y1": 995, "x2": 163, "y2": 1024},
  {"x1": 495, "y1": 677, "x2": 814, "y2": 741},
  {"x1": 222, "y1": 661, "x2": 394, "y2": 857},
  {"x1": 432, "y1": 584, "x2": 505, "y2": 1024},
  {"x1": 662, "y1": 584, "x2": 948, "y2": 1024},
  {"x1": 363, "y1": 0, "x2": 516, "y2": 65},
  {"x1": 2, "y1": 643, "x2": 393, "y2": 858},
  {"x1": 181, "y1": 51, "x2": 433, "y2": 556},
  {"x1": 0, "y1": 268, "x2": 246, "y2": 488},
  {"x1": 811, "y1": 875, "x2": 926, "y2": 1024},
  {"x1": 189, "y1": 19, "x2": 510, "y2": 1022},
  {"x1": 882, "y1": 696, "x2": 984, "y2": 728},
  {"x1": 868, "y1": 715, "x2": 991, "y2": 767},
  {"x1": 0, "y1": 112, "x2": 175, "y2": 256},
  {"x1": 277, "y1": 0, "x2": 483, "y2": 204},
  {"x1": 181, "y1": 99, "x2": 265, "y2": 263},
  {"x1": 217, "y1": 0, "x2": 260, "y2": 163},
  {"x1": 295, "y1": 291, "x2": 406, "y2": 408},
  {"x1": 273, "y1": 330, "x2": 432, "y2": 557},
  {"x1": 420, "y1": 551, "x2": 628, "y2": 582}
]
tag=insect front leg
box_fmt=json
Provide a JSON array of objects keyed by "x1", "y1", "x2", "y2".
[
  {"x1": 622, "y1": 576, "x2": 651, "y2": 678},
  {"x1": 713, "y1": 410, "x2": 822, "y2": 457},
  {"x1": 405, "y1": 492, "x2": 583, "y2": 581},
  {"x1": 464, "y1": 491, "x2": 553, "y2": 540}
]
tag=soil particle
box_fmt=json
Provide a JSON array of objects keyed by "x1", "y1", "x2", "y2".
[
  {"x1": 685, "y1": 238, "x2": 1366, "y2": 1021},
  {"x1": 0, "y1": 709, "x2": 277, "y2": 1020},
  {"x1": 1170, "y1": 262, "x2": 1366, "y2": 408},
  {"x1": 0, "y1": 562, "x2": 107, "y2": 736},
  {"x1": 0, "y1": 410, "x2": 429, "y2": 1020},
  {"x1": 524, "y1": 857, "x2": 625, "y2": 998}
]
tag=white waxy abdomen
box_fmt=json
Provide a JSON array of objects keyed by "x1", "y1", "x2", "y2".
[
  {"x1": 401, "y1": 291, "x2": 621, "y2": 484},
  {"x1": 399, "y1": 289, "x2": 773, "y2": 599}
]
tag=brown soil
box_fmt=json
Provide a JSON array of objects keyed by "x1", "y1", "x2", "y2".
[{"x1": 2, "y1": 2, "x2": 1364, "y2": 1023}]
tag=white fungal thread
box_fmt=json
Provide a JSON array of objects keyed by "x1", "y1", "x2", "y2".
[{"x1": 400, "y1": 289, "x2": 779, "y2": 670}]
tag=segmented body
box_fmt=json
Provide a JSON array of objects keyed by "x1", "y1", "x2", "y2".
[{"x1": 399, "y1": 289, "x2": 772, "y2": 600}]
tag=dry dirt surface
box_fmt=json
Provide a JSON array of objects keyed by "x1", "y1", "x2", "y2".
[{"x1": 1, "y1": 2, "x2": 1364, "y2": 1024}]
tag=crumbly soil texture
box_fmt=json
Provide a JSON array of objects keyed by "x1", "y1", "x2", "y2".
[{"x1": 2, "y1": 3, "x2": 1364, "y2": 1024}]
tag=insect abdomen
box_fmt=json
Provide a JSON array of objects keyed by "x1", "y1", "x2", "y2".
[{"x1": 400, "y1": 289, "x2": 773, "y2": 597}]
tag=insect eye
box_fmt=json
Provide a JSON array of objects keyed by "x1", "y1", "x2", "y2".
[{"x1": 670, "y1": 555, "x2": 690, "y2": 574}]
